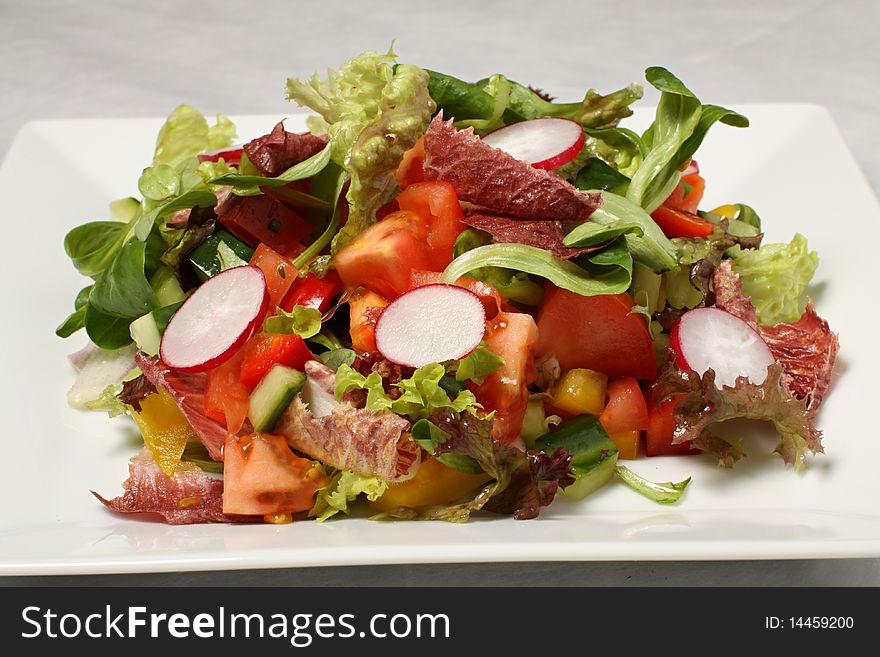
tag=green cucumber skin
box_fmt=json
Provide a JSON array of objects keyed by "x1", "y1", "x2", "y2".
[
  {"x1": 249, "y1": 366, "x2": 307, "y2": 433},
  {"x1": 534, "y1": 414, "x2": 620, "y2": 501},
  {"x1": 189, "y1": 229, "x2": 255, "y2": 281}
]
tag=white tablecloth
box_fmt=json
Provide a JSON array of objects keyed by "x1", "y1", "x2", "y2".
[{"x1": 1, "y1": 0, "x2": 878, "y2": 585}]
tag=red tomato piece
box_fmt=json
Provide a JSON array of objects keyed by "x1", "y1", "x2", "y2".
[
  {"x1": 599, "y1": 377, "x2": 649, "y2": 434},
  {"x1": 203, "y1": 348, "x2": 250, "y2": 435},
  {"x1": 679, "y1": 173, "x2": 706, "y2": 214},
  {"x1": 249, "y1": 243, "x2": 297, "y2": 309},
  {"x1": 396, "y1": 181, "x2": 467, "y2": 270},
  {"x1": 219, "y1": 195, "x2": 313, "y2": 258},
  {"x1": 536, "y1": 286, "x2": 657, "y2": 380},
  {"x1": 348, "y1": 289, "x2": 389, "y2": 354},
  {"x1": 238, "y1": 333, "x2": 314, "y2": 390},
  {"x1": 645, "y1": 394, "x2": 700, "y2": 456},
  {"x1": 651, "y1": 205, "x2": 715, "y2": 239},
  {"x1": 222, "y1": 433, "x2": 328, "y2": 516},
  {"x1": 473, "y1": 312, "x2": 538, "y2": 444},
  {"x1": 198, "y1": 147, "x2": 243, "y2": 165},
  {"x1": 334, "y1": 210, "x2": 433, "y2": 300},
  {"x1": 395, "y1": 136, "x2": 426, "y2": 189},
  {"x1": 280, "y1": 270, "x2": 343, "y2": 314}
]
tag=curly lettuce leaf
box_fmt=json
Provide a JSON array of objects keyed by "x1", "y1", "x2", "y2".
[
  {"x1": 263, "y1": 305, "x2": 322, "y2": 338},
  {"x1": 653, "y1": 361, "x2": 823, "y2": 470},
  {"x1": 453, "y1": 343, "x2": 506, "y2": 384},
  {"x1": 728, "y1": 233, "x2": 818, "y2": 325},
  {"x1": 335, "y1": 363, "x2": 482, "y2": 421},
  {"x1": 153, "y1": 105, "x2": 236, "y2": 168},
  {"x1": 286, "y1": 48, "x2": 435, "y2": 251},
  {"x1": 310, "y1": 470, "x2": 388, "y2": 522}
]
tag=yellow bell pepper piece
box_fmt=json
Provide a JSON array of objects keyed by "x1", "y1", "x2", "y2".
[
  {"x1": 368, "y1": 457, "x2": 491, "y2": 513},
  {"x1": 131, "y1": 390, "x2": 197, "y2": 476},
  {"x1": 551, "y1": 368, "x2": 607, "y2": 416},
  {"x1": 608, "y1": 429, "x2": 641, "y2": 460},
  {"x1": 709, "y1": 204, "x2": 736, "y2": 219}
]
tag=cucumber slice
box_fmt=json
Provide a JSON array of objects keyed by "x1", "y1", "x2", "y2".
[
  {"x1": 248, "y1": 365, "x2": 307, "y2": 432},
  {"x1": 150, "y1": 266, "x2": 186, "y2": 306},
  {"x1": 130, "y1": 302, "x2": 184, "y2": 356},
  {"x1": 534, "y1": 414, "x2": 619, "y2": 501},
  {"x1": 188, "y1": 229, "x2": 255, "y2": 281}
]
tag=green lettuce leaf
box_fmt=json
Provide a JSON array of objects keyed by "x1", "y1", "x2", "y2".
[
  {"x1": 335, "y1": 363, "x2": 482, "y2": 421},
  {"x1": 450, "y1": 229, "x2": 544, "y2": 304},
  {"x1": 263, "y1": 305, "x2": 322, "y2": 338},
  {"x1": 286, "y1": 48, "x2": 435, "y2": 251},
  {"x1": 310, "y1": 470, "x2": 388, "y2": 522},
  {"x1": 627, "y1": 67, "x2": 747, "y2": 213},
  {"x1": 615, "y1": 465, "x2": 691, "y2": 504},
  {"x1": 729, "y1": 233, "x2": 818, "y2": 325},
  {"x1": 454, "y1": 343, "x2": 506, "y2": 384},
  {"x1": 152, "y1": 105, "x2": 236, "y2": 168},
  {"x1": 653, "y1": 361, "x2": 823, "y2": 470}
]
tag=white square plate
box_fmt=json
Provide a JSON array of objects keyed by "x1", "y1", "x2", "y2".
[{"x1": 1, "y1": 105, "x2": 878, "y2": 575}]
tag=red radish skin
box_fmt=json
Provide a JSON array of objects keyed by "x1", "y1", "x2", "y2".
[
  {"x1": 160, "y1": 265, "x2": 269, "y2": 373},
  {"x1": 670, "y1": 307, "x2": 775, "y2": 388},
  {"x1": 681, "y1": 159, "x2": 699, "y2": 177},
  {"x1": 374, "y1": 284, "x2": 486, "y2": 368},
  {"x1": 481, "y1": 118, "x2": 585, "y2": 170}
]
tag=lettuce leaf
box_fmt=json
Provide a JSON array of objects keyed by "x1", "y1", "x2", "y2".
[
  {"x1": 627, "y1": 68, "x2": 747, "y2": 213},
  {"x1": 153, "y1": 105, "x2": 236, "y2": 168},
  {"x1": 729, "y1": 233, "x2": 818, "y2": 325},
  {"x1": 335, "y1": 362, "x2": 482, "y2": 421},
  {"x1": 653, "y1": 361, "x2": 823, "y2": 470},
  {"x1": 263, "y1": 305, "x2": 322, "y2": 338},
  {"x1": 309, "y1": 470, "x2": 388, "y2": 522},
  {"x1": 286, "y1": 48, "x2": 435, "y2": 251},
  {"x1": 615, "y1": 465, "x2": 690, "y2": 504}
]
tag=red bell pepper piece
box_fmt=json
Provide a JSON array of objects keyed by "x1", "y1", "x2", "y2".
[
  {"x1": 219, "y1": 195, "x2": 313, "y2": 258},
  {"x1": 238, "y1": 333, "x2": 314, "y2": 390},
  {"x1": 280, "y1": 270, "x2": 343, "y2": 314}
]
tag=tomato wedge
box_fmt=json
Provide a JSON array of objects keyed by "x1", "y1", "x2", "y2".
[
  {"x1": 645, "y1": 394, "x2": 699, "y2": 456},
  {"x1": 334, "y1": 210, "x2": 433, "y2": 300},
  {"x1": 396, "y1": 181, "x2": 467, "y2": 270},
  {"x1": 280, "y1": 270, "x2": 343, "y2": 314},
  {"x1": 348, "y1": 289, "x2": 389, "y2": 354},
  {"x1": 536, "y1": 286, "x2": 656, "y2": 379},
  {"x1": 473, "y1": 312, "x2": 538, "y2": 444},
  {"x1": 651, "y1": 204, "x2": 715, "y2": 239},
  {"x1": 203, "y1": 349, "x2": 250, "y2": 435},
  {"x1": 598, "y1": 377, "x2": 649, "y2": 434},
  {"x1": 249, "y1": 243, "x2": 297, "y2": 309}
]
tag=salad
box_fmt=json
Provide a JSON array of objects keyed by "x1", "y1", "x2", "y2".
[{"x1": 58, "y1": 49, "x2": 838, "y2": 525}]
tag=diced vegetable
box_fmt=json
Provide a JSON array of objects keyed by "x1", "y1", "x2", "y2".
[
  {"x1": 280, "y1": 270, "x2": 343, "y2": 313},
  {"x1": 222, "y1": 433, "x2": 327, "y2": 516},
  {"x1": 651, "y1": 205, "x2": 715, "y2": 239},
  {"x1": 536, "y1": 286, "x2": 656, "y2": 379},
  {"x1": 608, "y1": 429, "x2": 640, "y2": 460},
  {"x1": 473, "y1": 312, "x2": 538, "y2": 443},
  {"x1": 550, "y1": 368, "x2": 608, "y2": 417},
  {"x1": 348, "y1": 289, "x2": 389, "y2": 354},
  {"x1": 395, "y1": 135, "x2": 426, "y2": 188},
  {"x1": 598, "y1": 377, "x2": 649, "y2": 434},
  {"x1": 238, "y1": 332, "x2": 315, "y2": 390},
  {"x1": 160, "y1": 265, "x2": 268, "y2": 373},
  {"x1": 249, "y1": 244, "x2": 297, "y2": 308},
  {"x1": 248, "y1": 365, "x2": 307, "y2": 432},
  {"x1": 203, "y1": 349, "x2": 249, "y2": 433},
  {"x1": 132, "y1": 389, "x2": 197, "y2": 476},
  {"x1": 396, "y1": 180, "x2": 467, "y2": 270},
  {"x1": 645, "y1": 394, "x2": 698, "y2": 456},
  {"x1": 334, "y1": 210, "x2": 434, "y2": 300},
  {"x1": 188, "y1": 229, "x2": 255, "y2": 281},
  {"x1": 374, "y1": 284, "x2": 486, "y2": 368},
  {"x1": 368, "y1": 457, "x2": 491, "y2": 513},
  {"x1": 535, "y1": 414, "x2": 619, "y2": 501},
  {"x1": 218, "y1": 195, "x2": 313, "y2": 258}
]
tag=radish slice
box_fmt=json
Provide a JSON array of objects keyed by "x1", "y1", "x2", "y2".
[
  {"x1": 375, "y1": 284, "x2": 486, "y2": 368},
  {"x1": 482, "y1": 117, "x2": 585, "y2": 170},
  {"x1": 670, "y1": 307, "x2": 774, "y2": 388},
  {"x1": 160, "y1": 265, "x2": 268, "y2": 373}
]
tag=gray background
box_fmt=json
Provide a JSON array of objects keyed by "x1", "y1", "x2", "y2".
[{"x1": 1, "y1": 0, "x2": 878, "y2": 586}]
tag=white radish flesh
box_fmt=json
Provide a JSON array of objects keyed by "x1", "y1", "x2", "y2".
[
  {"x1": 481, "y1": 117, "x2": 585, "y2": 170},
  {"x1": 160, "y1": 265, "x2": 268, "y2": 372},
  {"x1": 670, "y1": 307, "x2": 774, "y2": 388},
  {"x1": 375, "y1": 284, "x2": 486, "y2": 368}
]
